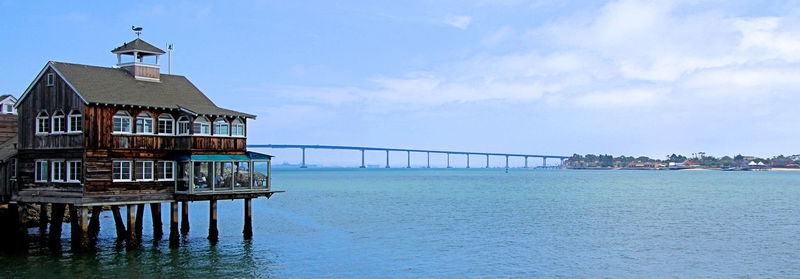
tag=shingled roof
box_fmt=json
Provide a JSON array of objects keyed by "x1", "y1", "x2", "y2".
[
  {"x1": 111, "y1": 38, "x2": 166, "y2": 55},
  {"x1": 44, "y1": 61, "x2": 254, "y2": 118}
]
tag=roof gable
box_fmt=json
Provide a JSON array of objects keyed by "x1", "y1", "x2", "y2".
[{"x1": 112, "y1": 38, "x2": 165, "y2": 55}]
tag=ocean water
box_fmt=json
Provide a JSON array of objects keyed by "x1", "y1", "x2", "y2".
[{"x1": 1, "y1": 168, "x2": 800, "y2": 278}]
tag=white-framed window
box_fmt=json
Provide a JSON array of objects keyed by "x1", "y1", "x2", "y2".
[
  {"x1": 158, "y1": 114, "x2": 174, "y2": 135},
  {"x1": 35, "y1": 160, "x2": 48, "y2": 182},
  {"x1": 213, "y1": 118, "x2": 229, "y2": 136},
  {"x1": 68, "y1": 110, "x2": 82, "y2": 133},
  {"x1": 51, "y1": 161, "x2": 65, "y2": 182},
  {"x1": 177, "y1": 116, "x2": 191, "y2": 135},
  {"x1": 112, "y1": 161, "x2": 132, "y2": 181},
  {"x1": 52, "y1": 110, "x2": 65, "y2": 133},
  {"x1": 113, "y1": 111, "x2": 132, "y2": 133},
  {"x1": 135, "y1": 161, "x2": 154, "y2": 181},
  {"x1": 159, "y1": 161, "x2": 175, "y2": 181},
  {"x1": 193, "y1": 116, "x2": 211, "y2": 136},
  {"x1": 4, "y1": 104, "x2": 12, "y2": 113},
  {"x1": 46, "y1": 73, "x2": 55, "y2": 86},
  {"x1": 232, "y1": 119, "x2": 245, "y2": 137},
  {"x1": 36, "y1": 112, "x2": 50, "y2": 134},
  {"x1": 135, "y1": 112, "x2": 154, "y2": 134},
  {"x1": 67, "y1": 161, "x2": 82, "y2": 182}
]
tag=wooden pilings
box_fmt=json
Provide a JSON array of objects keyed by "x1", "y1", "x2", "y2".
[
  {"x1": 39, "y1": 203, "x2": 49, "y2": 234},
  {"x1": 126, "y1": 205, "x2": 138, "y2": 249},
  {"x1": 181, "y1": 201, "x2": 190, "y2": 235},
  {"x1": 150, "y1": 203, "x2": 163, "y2": 241},
  {"x1": 89, "y1": 206, "x2": 101, "y2": 240},
  {"x1": 111, "y1": 205, "x2": 127, "y2": 240},
  {"x1": 135, "y1": 204, "x2": 144, "y2": 240},
  {"x1": 169, "y1": 202, "x2": 179, "y2": 246},
  {"x1": 69, "y1": 205, "x2": 90, "y2": 251},
  {"x1": 243, "y1": 198, "x2": 253, "y2": 239},
  {"x1": 208, "y1": 199, "x2": 218, "y2": 242},
  {"x1": 49, "y1": 203, "x2": 65, "y2": 250}
]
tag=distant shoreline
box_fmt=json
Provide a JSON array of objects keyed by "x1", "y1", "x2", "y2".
[{"x1": 567, "y1": 167, "x2": 800, "y2": 172}]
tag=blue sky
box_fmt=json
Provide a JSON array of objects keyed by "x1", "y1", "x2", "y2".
[{"x1": 3, "y1": 0, "x2": 800, "y2": 166}]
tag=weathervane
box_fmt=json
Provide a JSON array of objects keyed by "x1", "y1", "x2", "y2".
[{"x1": 132, "y1": 26, "x2": 143, "y2": 38}]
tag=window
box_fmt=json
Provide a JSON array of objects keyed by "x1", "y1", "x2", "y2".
[
  {"x1": 10, "y1": 159, "x2": 16, "y2": 179},
  {"x1": 46, "y1": 73, "x2": 55, "y2": 86},
  {"x1": 36, "y1": 112, "x2": 50, "y2": 134},
  {"x1": 112, "y1": 161, "x2": 132, "y2": 181},
  {"x1": 213, "y1": 119, "x2": 229, "y2": 136},
  {"x1": 232, "y1": 119, "x2": 245, "y2": 137},
  {"x1": 4, "y1": 104, "x2": 11, "y2": 113},
  {"x1": 135, "y1": 112, "x2": 154, "y2": 134},
  {"x1": 52, "y1": 111, "x2": 65, "y2": 133},
  {"x1": 159, "y1": 161, "x2": 175, "y2": 181},
  {"x1": 51, "y1": 161, "x2": 64, "y2": 182},
  {"x1": 113, "y1": 111, "x2": 132, "y2": 133},
  {"x1": 67, "y1": 161, "x2": 82, "y2": 182},
  {"x1": 158, "y1": 114, "x2": 174, "y2": 135},
  {"x1": 193, "y1": 116, "x2": 211, "y2": 135},
  {"x1": 35, "y1": 160, "x2": 48, "y2": 182},
  {"x1": 68, "y1": 110, "x2": 82, "y2": 133},
  {"x1": 135, "y1": 161, "x2": 154, "y2": 181},
  {"x1": 177, "y1": 116, "x2": 190, "y2": 135}
]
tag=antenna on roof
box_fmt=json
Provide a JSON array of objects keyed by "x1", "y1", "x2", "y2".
[{"x1": 132, "y1": 26, "x2": 143, "y2": 38}]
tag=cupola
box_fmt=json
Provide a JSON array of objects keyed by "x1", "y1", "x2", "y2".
[{"x1": 112, "y1": 38, "x2": 165, "y2": 82}]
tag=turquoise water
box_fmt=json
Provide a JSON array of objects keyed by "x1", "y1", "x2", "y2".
[{"x1": 2, "y1": 169, "x2": 800, "y2": 277}]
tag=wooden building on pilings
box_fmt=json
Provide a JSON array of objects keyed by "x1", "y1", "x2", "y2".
[{"x1": 10, "y1": 38, "x2": 279, "y2": 251}]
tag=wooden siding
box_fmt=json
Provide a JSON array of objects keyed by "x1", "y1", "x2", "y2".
[
  {"x1": 17, "y1": 67, "x2": 86, "y2": 150},
  {"x1": 0, "y1": 114, "x2": 18, "y2": 145}
]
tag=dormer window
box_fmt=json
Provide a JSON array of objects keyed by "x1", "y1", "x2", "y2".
[
  {"x1": 177, "y1": 116, "x2": 190, "y2": 135},
  {"x1": 213, "y1": 118, "x2": 229, "y2": 136},
  {"x1": 51, "y1": 111, "x2": 65, "y2": 133},
  {"x1": 232, "y1": 119, "x2": 245, "y2": 137},
  {"x1": 36, "y1": 112, "x2": 50, "y2": 134},
  {"x1": 193, "y1": 116, "x2": 211, "y2": 136},
  {"x1": 113, "y1": 111, "x2": 132, "y2": 133},
  {"x1": 158, "y1": 114, "x2": 174, "y2": 135},
  {"x1": 135, "y1": 112, "x2": 154, "y2": 134},
  {"x1": 46, "y1": 73, "x2": 55, "y2": 86}
]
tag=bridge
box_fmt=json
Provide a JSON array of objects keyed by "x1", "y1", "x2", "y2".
[{"x1": 247, "y1": 144, "x2": 570, "y2": 169}]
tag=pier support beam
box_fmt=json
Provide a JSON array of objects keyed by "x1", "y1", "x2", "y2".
[
  {"x1": 111, "y1": 205, "x2": 126, "y2": 240},
  {"x1": 135, "y1": 204, "x2": 144, "y2": 240},
  {"x1": 427, "y1": 152, "x2": 430, "y2": 168},
  {"x1": 542, "y1": 157, "x2": 547, "y2": 167},
  {"x1": 243, "y1": 198, "x2": 253, "y2": 239},
  {"x1": 505, "y1": 155, "x2": 509, "y2": 169},
  {"x1": 467, "y1": 154, "x2": 470, "y2": 168},
  {"x1": 300, "y1": 148, "x2": 307, "y2": 168},
  {"x1": 486, "y1": 155, "x2": 490, "y2": 168},
  {"x1": 181, "y1": 201, "x2": 190, "y2": 235},
  {"x1": 49, "y1": 203, "x2": 65, "y2": 250},
  {"x1": 39, "y1": 203, "x2": 49, "y2": 234},
  {"x1": 447, "y1": 153, "x2": 451, "y2": 168},
  {"x1": 360, "y1": 150, "x2": 365, "y2": 168},
  {"x1": 89, "y1": 206, "x2": 101, "y2": 240},
  {"x1": 169, "y1": 202, "x2": 179, "y2": 247},
  {"x1": 407, "y1": 151, "x2": 411, "y2": 168},
  {"x1": 208, "y1": 199, "x2": 218, "y2": 242},
  {"x1": 70, "y1": 206, "x2": 90, "y2": 251},
  {"x1": 151, "y1": 203, "x2": 163, "y2": 241},
  {"x1": 525, "y1": 157, "x2": 528, "y2": 168},
  {"x1": 385, "y1": 150, "x2": 390, "y2": 168},
  {"x1": 127, "y1": 205, "x2": 139, "y2": 249}
]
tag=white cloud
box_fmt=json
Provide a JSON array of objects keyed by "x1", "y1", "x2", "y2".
[{"x1": 442, "y1": 15, "x2": 472, "y2": 29}]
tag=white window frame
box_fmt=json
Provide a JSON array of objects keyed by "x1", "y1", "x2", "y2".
[
  {"x1": 51, "y1": 111, "x2": 65, "y2": 134},
  {"x1": 4, "y1": 104, "x2": 11, "y2": 113},
  {"x1": 113, "y1": 111, "x2": 132, "y2": 134},
  {"x1": 135, "y1": 112, "x2": 154, "y2": 134},
  {"x1": 51, "y1": 161, "x2": 65, "y2": 182},
  {"x1": 68, "y1": 110, "x2": 82, "y2": 133},
  {"x1": 67, "y1": 160, "x2": 82, "y2": 183},
  {"x1": 36, "y1": 112, "x2": 50, "y2": 134},
  {"x1": 135, "y1": 161, "x2": 154, "y2": 181},
  {"x1": 177, "y1": 116, "x2": 191, "y2": 135},
  {"x1": 158, "y1": 114, "x2": 174, "y2": 135},
  {"x1": 213, "y1": 118, "x2": 229, "y2": 137},
  {"x1": 159, "y1": 161, "x2": 175, "y2": 181},
  {"x1": 35, "y1": 160, "x2": 48, "y2": 182},
  {"x1": 46, "y1": 73, "x2": 55, "y2": 86},
  {"x1": 112, "y1": 161, "x2": 132, "y2": 182},
  {"x1": 231, "y1": 118, "x2": 245, "y2": 137},
  {"x1": 193, "y1": 116, "x2": 211, "y2": 136}
]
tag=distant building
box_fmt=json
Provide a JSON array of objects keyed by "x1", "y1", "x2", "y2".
[{"x1": 0, "y1": 95, "x2": 17, "y2": 115}]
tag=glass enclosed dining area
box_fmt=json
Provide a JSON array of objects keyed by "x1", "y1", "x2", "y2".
[{"x1": 175, "y1": 152, "x2": 272, "y2": 193}]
